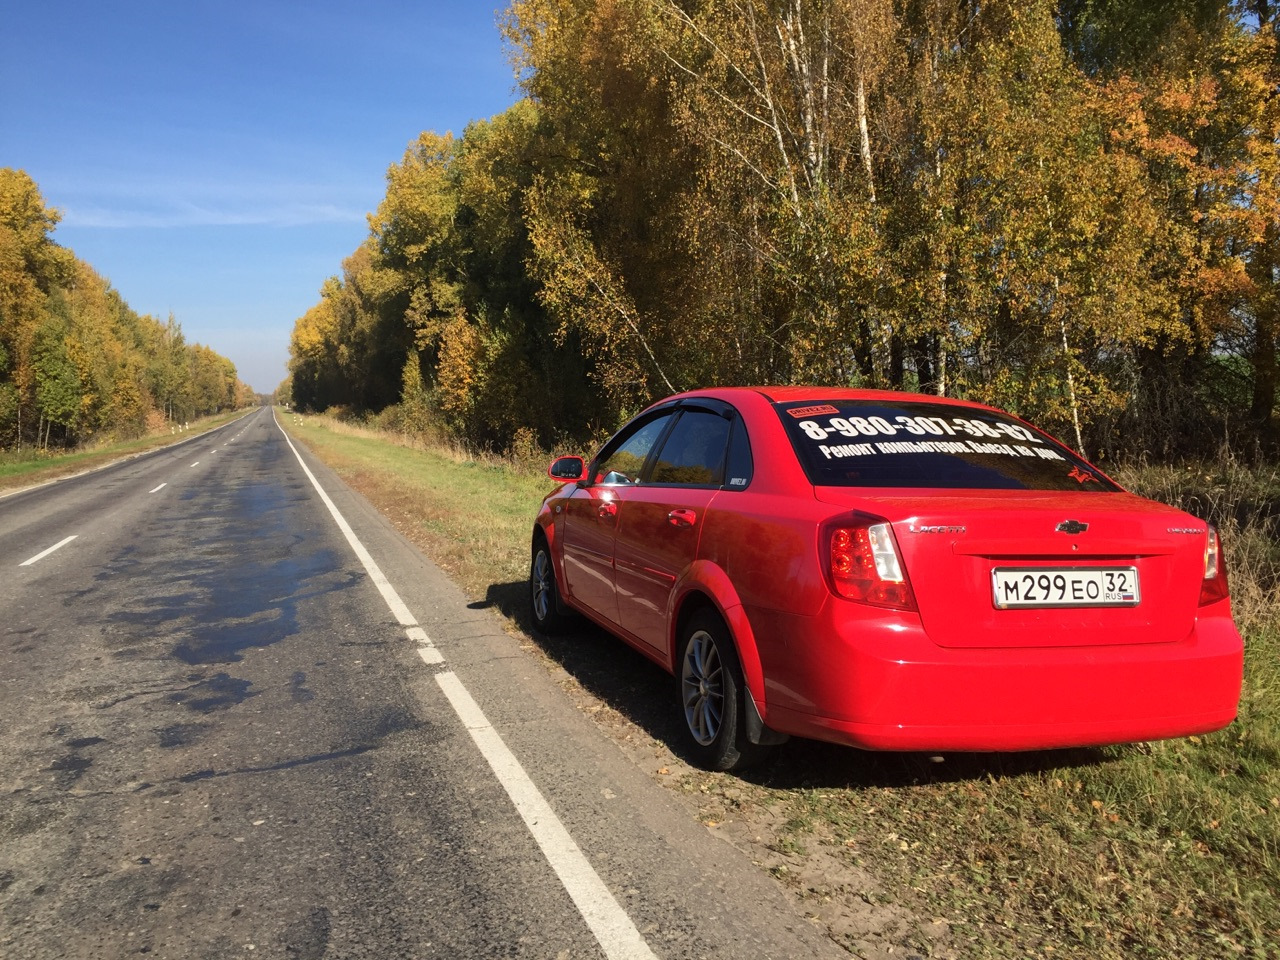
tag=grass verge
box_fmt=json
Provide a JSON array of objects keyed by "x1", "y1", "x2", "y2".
[{"x1": 281, "y1": 411, "x2": 1280, "y2": 960}]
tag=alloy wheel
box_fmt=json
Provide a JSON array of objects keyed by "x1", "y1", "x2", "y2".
[{"x1": 681, "y1": 629, "x2": 724, "y2": 747}]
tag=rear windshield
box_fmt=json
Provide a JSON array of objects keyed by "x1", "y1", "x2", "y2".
[{"x1": 775, "y1": 399, "x2": 1121, "y2": 491}]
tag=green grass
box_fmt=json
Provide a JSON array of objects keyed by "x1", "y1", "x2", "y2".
[
  {"x1": 282, "y1": 410, "x2": 1280, "y2": 959},
  {"x1": 756, "y1": 709, "x2": 1280, "y2": 957},
  {"x1": 0, "y1": 410, "x2": 252, "y2": 492}
]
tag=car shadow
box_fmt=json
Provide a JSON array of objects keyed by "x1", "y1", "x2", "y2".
[
  {"x1": 476, "y1": 579, "x2": 1116, "y2": 791},
  {"x1": 739, "y1": 739, "x2": 1115, "y2": 792},
  {"x1": 473, "y1": 580, "x2": 688, "y2": 747}
]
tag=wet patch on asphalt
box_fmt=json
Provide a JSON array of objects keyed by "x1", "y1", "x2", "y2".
[
  {"x1": 157, "y1": 722, "x2": 211, "y2": 748},
  {"x1": 169, "y1": 673, "x2": 255, "y2": 712},
  {"x1": 43, "y1": 754, "x2": 94, "y2": 784},
  {"x1": 279, "y1": 906, "x2": 332, "y2": 960},
  {"x1": 288, "y1": 671, "x2": 315, "y2": 703},
  {"x1": 73, "y1": 464, "x2": 354, "y2": 671}
]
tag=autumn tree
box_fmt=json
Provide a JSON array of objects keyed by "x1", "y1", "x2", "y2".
[
  {"x1": 446, "y1": 103, "x2": 596, "y2": 445},
  {"x1": 1059, "y1": 1, "x2": 1280, "y2": 451},
  {"x1": 651, "y1": 0, "x2": 902, "y2": 383},
  {"x1": 0, "y1": 169, "x2": 73, "y2": 445},
  {"x1": 288, "y1": 283, "x2": 347, "y2": 412},
  {"x1": 895, "y1": 3, "x2": 1191, "y2": 450},
  {"x1": 286, "y1": 1, "x2": 1278, "y2": 459},
  {"x1": 288, "y1": 103, "x2": 598, "y2": 448},
  {"x1": 1, "y1": 170, "x2": 248, "y2": 448},
  {"x1": 508, "y1": 0, "x2": 711, "y2": 418}
]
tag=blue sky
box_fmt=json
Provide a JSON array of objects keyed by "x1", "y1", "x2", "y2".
[{"x1": 1, "y1": 1, "x2": 520, "y2": 392}]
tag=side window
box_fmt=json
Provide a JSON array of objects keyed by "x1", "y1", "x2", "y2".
[
  {"x1": 723, "y1": 415, "x2": 754, "y2": 490},
  {"x1": 593, "y1": 414, "x2": 672, "y2": 485},
  {"x1": 649, "y1": 410, "x2": 731, "y2": 486}
]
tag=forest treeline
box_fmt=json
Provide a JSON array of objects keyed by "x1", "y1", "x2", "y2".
[
  {"x1": 0, "y1": 169, "x2": 254, "y2": 451},
  {"x1": 286, "y1": 0, "x2": 1280, "y2": 460}
]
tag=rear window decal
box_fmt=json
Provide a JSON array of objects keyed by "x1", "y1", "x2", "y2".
[
  {"x1": 816, "y1": 438, "x2": 1065, "y2": 461},
  {"x1": 776, "y1": 399, "x2": 1119, "y2": 492}
]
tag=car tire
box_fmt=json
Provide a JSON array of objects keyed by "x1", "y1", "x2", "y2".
[
  {"x1": 679, "y1": 610, "x2": 762, "y2": 772},
  {"x1": 530, "y1": 537, "x2": 571, "y2": 635}
]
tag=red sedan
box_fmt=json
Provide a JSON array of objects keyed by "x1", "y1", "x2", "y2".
[{"x1": 529, "y1": 387, "x2": 1243, "y2": 770}]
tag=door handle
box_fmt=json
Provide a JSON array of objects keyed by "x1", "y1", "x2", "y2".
[
  {"x1": 667, "y1": 509, "x2": 697, "y2": 528},
  {"x1": 597, "y1": 501, "x2": 618, "y2": 519}
]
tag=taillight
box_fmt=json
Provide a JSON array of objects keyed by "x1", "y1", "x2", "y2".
[
  {"x1": 1199, "y1": 524, "x2": 1230, "y2": 606},
  {"x1": 827, "y1": 520, "x2": 917, "y2": 611}
]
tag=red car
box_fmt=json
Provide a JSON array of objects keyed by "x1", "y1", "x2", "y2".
[{"x1": 529, "y1": 387, "x2": 1243, "y2": 770}]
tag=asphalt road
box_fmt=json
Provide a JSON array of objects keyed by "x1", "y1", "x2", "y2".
[{"x1": 0, "y1": 407, "x2": 845, "y2": 960}]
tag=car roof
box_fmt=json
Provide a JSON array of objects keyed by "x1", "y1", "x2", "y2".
[{"x1": 673, "y1": 385, "x2": 995, "y2": 411}]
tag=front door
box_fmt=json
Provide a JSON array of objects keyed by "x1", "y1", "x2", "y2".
[{"x1": 559, "y1": 412, "x2": 675, "y2": 627}]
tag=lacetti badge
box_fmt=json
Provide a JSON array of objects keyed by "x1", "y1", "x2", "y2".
[{"x1": 1056, "y1": 520, "x2": 1089, "y2": 534}]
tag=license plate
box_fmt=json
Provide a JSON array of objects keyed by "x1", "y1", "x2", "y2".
[{"x1": 992, "y1": 567, "x2": 1140, "y2": 609}]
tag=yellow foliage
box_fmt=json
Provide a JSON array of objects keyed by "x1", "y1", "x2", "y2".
[{"x1": 435, "y1": 316, "x2": 484, "y2": 426}]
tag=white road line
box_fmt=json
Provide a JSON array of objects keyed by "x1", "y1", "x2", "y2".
[
  {"x1": 436, "y1": 672, "x2": 658, "y2": 960},
  {"x1": 407, "y1": 626, "x2": 443, "y2": 664},
  {"x1": 417, "y1": 646, "x2": 445, "y2": 666},
  {"x1": 150, "y1": 483, "x2": 167, "y2": 494},
  {"x1": 273, "y1": 411, "x2": 657, "y2": 960},
  {"x1": 191, "y1": 461, "x2": 200, "y2": 467},
  {"x1": 275, "y1": 422, "x2": 417, "y2": 626},
  {"x1": 20, "y1": 535, "x2": 78, "y2": 567}
]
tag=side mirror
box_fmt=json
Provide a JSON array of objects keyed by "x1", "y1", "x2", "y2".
[{"x1": 548, "y1": 456, "x2": 586, "y2": 483}]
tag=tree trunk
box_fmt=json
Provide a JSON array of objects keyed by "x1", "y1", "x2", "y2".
[
  {"x1": 1248, "y1": 221, "x2": 1279, "y2": 446},
  {"x1": 1060, "y1": 316, "x2": 1084, "y2": 454},
  {"x1": 856, "y1": 71, "x2": 876, "y2": 202},
  {"x1": 1249, "y1": 299, "x2": 1277, "y2": 442}
]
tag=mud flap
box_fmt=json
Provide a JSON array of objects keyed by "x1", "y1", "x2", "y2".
[{"x1": 744, "y1": 692, "x2": 789, "y2": 746}]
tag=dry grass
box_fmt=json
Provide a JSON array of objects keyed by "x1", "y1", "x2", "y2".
[{"x1": 1112, "y1": 458, "x2": 1280, "y2": 638}]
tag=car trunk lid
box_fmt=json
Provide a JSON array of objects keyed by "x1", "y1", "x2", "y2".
[{"x1": 815, "y1": 488, "x2": 1209, "y2": 649}]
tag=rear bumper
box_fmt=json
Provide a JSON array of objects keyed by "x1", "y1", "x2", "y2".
[{"x1": 753, "y1": 604, "x2": 1244, "y2": 752}]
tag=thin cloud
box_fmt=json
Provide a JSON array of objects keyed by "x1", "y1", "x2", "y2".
[
  {"x1": 52, "y1": 174, "x2": 372, "y2": 229},
  {"x1": 64, "y1": 201, "x2": 367, "y2": 229}
]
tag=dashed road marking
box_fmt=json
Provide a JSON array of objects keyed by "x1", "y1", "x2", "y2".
[{"x1": 20, "y1": 535, "x2": 77, "y2": 567}]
